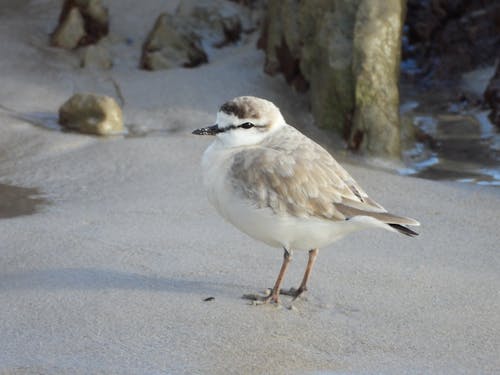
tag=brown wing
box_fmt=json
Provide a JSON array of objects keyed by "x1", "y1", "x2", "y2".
[{"x1": 228, "y1": 126, "x2": 410, "y2": 222}]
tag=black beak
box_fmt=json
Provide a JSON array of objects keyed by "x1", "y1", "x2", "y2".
[{"x1": 192, "y1": 124, "x2": 222, "y2": 136}]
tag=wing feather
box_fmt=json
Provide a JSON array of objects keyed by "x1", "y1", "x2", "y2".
[{"x1": 228, "y1": 125, "x2": 417, "y2": 225}]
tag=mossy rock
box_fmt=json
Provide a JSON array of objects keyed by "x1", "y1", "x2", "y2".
[{"x1": 260, "y1": 0, "x2": 405, "y2": 157}]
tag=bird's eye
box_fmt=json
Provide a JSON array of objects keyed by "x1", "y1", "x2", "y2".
[{"x1": 239, "y1": 122, "x2": 254, "y2": 129}]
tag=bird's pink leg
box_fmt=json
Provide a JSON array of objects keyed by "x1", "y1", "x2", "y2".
[
  {"x1": 243, "y1": 248, "x2": 292, "y2": 304},
  {"x1": 281, "y1": 248, "x2": 319, "y2": 299}
]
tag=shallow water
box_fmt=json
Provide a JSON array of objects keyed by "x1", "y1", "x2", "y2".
[
  {"x1": 399, "y1": 87, "x2": 500, "y2": 187},
  {"x1": 0, "y1": 183, "x2": 47, "y2": 218}
]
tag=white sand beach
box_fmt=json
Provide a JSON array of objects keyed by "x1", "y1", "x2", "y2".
[{"x1": 0, "y1": 1, "x2": 499, "y2": 374}]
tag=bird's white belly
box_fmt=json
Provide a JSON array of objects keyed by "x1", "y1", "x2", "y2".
[
  {"x1": 217, "y1": 190, "x2": 380, "y2": 250},
  {"x1": 206, "y1": 176, "x2": 364, "y2": 251},
  {"x1": 222, "y1": 199, "x2": 338, "y2": 249}
]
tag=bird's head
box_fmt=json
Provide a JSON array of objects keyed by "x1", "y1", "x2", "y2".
[{"x1": 192, "y1": 96, "x2": 286, "y2": 147}]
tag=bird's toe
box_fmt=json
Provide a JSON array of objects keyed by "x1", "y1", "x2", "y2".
[
  {"x1": 280, "y1": 286, "x2": 307, "y2": 300},
  {"x1": 242, "y1": 288, "x2": 281, "y2": 305}
]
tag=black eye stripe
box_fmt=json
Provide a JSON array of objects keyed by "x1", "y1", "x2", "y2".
[{"x1": 223, "y1": 122, "x2": 255, "y2": 131}]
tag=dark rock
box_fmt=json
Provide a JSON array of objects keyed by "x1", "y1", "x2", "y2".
[
  {"x1": 404, "y1": 0, "x2": 500, "y2": 81},
  {"x1": 484, "y1": 65, "x2": 500, "y2": 128},
  {"x1": 228, "y1": 0, "x2": 260, "y2": 7}
]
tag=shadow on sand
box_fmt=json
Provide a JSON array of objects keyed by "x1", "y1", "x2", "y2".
[{"x1": 0, "y1": 267, "x2": 232, "y2": 296}]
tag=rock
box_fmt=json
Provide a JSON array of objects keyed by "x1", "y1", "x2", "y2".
[
  {"x1": 404, "y1": 0, "x2": 500, "y2": 80},
  {"x1": 78, "y1": 0, "x2": 109, "y2": 41},
  {"x1": 349, "y1": 0, "x2": 404, "y2": 155},
  {"x1": 140, "y1": 1, "x2": 257, "y2": 70},
  {"x1": 58, "y1": 93, "x2": 123, "y2": 135},
  {"x1": 140, "y1": 13, "x2": 208, "y2": 70},
  {"x1": 484, "y1": 65, "x2": 500, "y2": 128},
  {"x1": 228, "y1": 0, "x2": 260, "y2": 6},
  {"x1": 176, "y1": 0, "x2": 251, "y2": 47},
  {"x1": 80, "y1": 44, "x2": 112, "y2": 69},
  {"x1": 259, "y1": 0, "x2": 405, "y2": 157},
  {"x1": 50, "y1": 0, "x2": 109, "y2": 49},
  {"x1": 50, "y1": 7, "x2": 86, "y2": 49}
]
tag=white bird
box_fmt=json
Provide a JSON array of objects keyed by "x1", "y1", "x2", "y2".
[{"x1": 193, "y1": 96, "x2": 419, "y2": 304}]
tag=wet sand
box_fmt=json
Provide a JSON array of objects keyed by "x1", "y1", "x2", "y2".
[{"x1": 0, "y1": 183, "x2": 46, "y2": 218}]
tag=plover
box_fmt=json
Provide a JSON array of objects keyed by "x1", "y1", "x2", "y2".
[{"x1": 193, "y1": 96, "x2": 419, "y2": 304}]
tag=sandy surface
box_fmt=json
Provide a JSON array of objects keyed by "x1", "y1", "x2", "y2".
[{"x1": 1, "y1": 1, "x2": 499, "y2": 374}]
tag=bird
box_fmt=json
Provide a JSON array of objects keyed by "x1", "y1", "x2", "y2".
[{"x1": 193, "y1": 96, "x2": 419, "y2": 304}]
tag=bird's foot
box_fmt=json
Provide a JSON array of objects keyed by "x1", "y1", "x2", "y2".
[
  {"x1": 242, "y1": 288, "x2": 281, "y2": 305},
  {"x1": 280, "y1": 286, "x2": 307, "y2": 300}
]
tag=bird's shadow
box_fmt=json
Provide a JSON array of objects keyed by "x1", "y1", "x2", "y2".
[{"x1": 0, "y1": 267, "x2": 228, "y2": 296}]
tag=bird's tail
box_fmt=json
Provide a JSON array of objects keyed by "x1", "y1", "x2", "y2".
[
  {"x1": 388, "y1": 223, "x2": 419, "y2": 237},
  {"x1": 376, "y1": 212, "x2": 419, "y2": 237},
  {"x1": 335, "y1": 203, "x2": 420, "y2": 237}
]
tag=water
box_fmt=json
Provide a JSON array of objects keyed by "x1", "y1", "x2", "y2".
[{"x1": 399, "y1": 86, "x2": 500, "y2": 186}]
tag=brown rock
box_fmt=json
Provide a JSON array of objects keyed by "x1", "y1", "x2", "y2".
[
  {"x1": 51, "y1": 0, "x2": 109, "y2": 49},
  {"x1": 80, "y1": 44, "x2": 112, "y2": 69},
  {"x1": 50, "y1": 7, "x2": 86, "y2": 49},
  {"x1": 59, "y1": 93, "x2": 123, "y2": 135},
  {"x1": 176, "y1": 0, "x2": 249, "y2": 48},
  {"x1": 140, "y1": 13, "x2": 208, "y2": 70}
]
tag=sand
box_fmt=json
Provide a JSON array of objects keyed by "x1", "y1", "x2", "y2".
[{"x1": 0, "y1": 1, "x2": 499, "y2": 374}]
